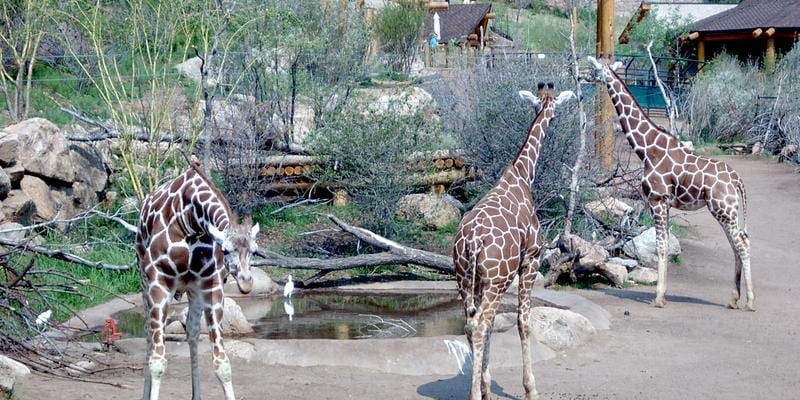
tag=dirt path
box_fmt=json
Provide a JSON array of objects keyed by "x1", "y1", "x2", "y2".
[{"x1": 20, "y1": 156, "x2": 800, "y2": 399}]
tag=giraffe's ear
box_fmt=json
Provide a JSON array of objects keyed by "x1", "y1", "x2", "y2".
[
  {"x1": 586, "y1": 56, "x2": 603, "y2": 70},
  {"x1": 518, "y1": 90, "x2": 541, "y2": 107},
  {"x1": 554, "y1": 91, "x2": 576, "y2": 106},
  {"x1": 610, "y1": 61, "x2": 624, "y2": 71},
  {"x1": 250, "y1": 223, "x2": 260, "y2": 240},
  {"x1": 208, "y1": 225, "x2": 226, "y2": 245}
]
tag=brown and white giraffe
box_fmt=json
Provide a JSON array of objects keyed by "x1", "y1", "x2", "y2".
[
  {"x1": 587, "y1": 56, "x2": 754, "y2": 311},
  {"x1": 454, "y1": 83, "x2": 574, "y2": 400},
  {"x1": 135, "y1": 162, "x2": 260, "y2": 400}
]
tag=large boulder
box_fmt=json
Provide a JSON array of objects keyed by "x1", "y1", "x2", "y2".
[
  {"x1": 396, "y1": 193, "x2": 461, "y2": 230},
  {"x1": 180, "y1": 297, "x2": 254, "y2": 336},
  {"x1": 585, "y1": 196, "x2": 633, "y2": 220},
  {"x1": 623, "y1": 227, "x2": 681, "y2": 268},
  {"x1": 0, "y1": 223, "x2": 26, "y2": 242},
  {"x1": 0, "y1": 354, "x2": 30, "y2": 399},
  {"x1": 1, "y1": 190, "x2": 35, "y2": 225},
  {"x1": 175, "y1": 57, "x2": 202, "y2": 83},
  {"x1": 597, "y1": 262, "x2": 628, "y2": 287},
  {"x1": 223, "y1": 267, "x2": 277, "y2": 296},
  {"x1": 0, "y1": 167, "x2": 9, "y2": 198},
  {"x1": 629, "y1": 266, "x2": 658, "y2": 285},
  {"x1": 562, "y1": 233, "x2": 609, "y2": 269},
  {"x1": 369, "y1": 87, "x2": 436, "y2": 117},
  {"x1": 529, "y1": 307, "x2": 596, "y2": 351},
  {"x1": 20, "y1": 176, "x2": 56, "y2": 221},
  {"x1": 3, "y1": 118, "x2": 75, "y2": 182},
  {"x1": 0, "y1": 134, "x2": 18, "y2": 165},
  {"x1": 69, "y1": 143, "x2": 108, "y2": 193},
  {"x1": 3, "y1": 165, "x2": 22, "y2": 185}
]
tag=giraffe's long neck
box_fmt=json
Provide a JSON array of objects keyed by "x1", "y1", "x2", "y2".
[
  {"x1": 184, "y1": 168, "x2": 231, "y2": 235},
  {"x1": 503, "y1": 102, "x2": 554, "y2": 188},
  {"x1": 602, "y1": 71, "x2": 676, "y2": 161}
]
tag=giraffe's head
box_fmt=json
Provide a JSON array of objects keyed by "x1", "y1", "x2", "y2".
[
  {"x1": 208, "y1": 215, "x2": 260, "y2": 294},
  {"x1": 586, "y1": 56, "x2": 624, "y2": 84},
  {"x1": 518, "y1": 82, "x2": 576, "y2": 109}
]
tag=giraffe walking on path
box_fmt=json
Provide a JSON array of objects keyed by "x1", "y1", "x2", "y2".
[
  {"x1": 135, "y1": 162, "x2": 260, "y2": 400},
  {"x1": 454, "y1": 83, "x2": 574, "y2": 400},
  {"x1": 587, "y1": 56, "x2": 754, "y2": 311}
]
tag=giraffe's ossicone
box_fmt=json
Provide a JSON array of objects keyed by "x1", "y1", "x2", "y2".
[
  {"x1": 135, "y1": 162, "x2": 260, "y2": 400},
  {"x1": 454, "y1": 83, "x2": 575, "y2": 400},
  {"x1": 587, "y1": 56, "x2": 754, "y2": 311}
]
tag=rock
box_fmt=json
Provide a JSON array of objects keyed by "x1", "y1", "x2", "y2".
[
  {"x1": 69, "y1": 143, "x2": 108, "y2": 193},
  {"x1": 607, "y1": 257, "x2": 639, "y2": 271},
  {"x1": 597, "y1": 263, "x2": 628, "y2": 287},
  {"x1": 49, "y1": 189, "x2": 77, "y2": 220},
  {"x1": 175, "y1": 57, "x2": 203, "y2": 83},
  {"x1": 681, "y1": 140, "x2": 695, "y2": 152},
  {"x1": 622, "y1": 227, "x2": 681, "y2": 268},
  {"x1": 120, "y1": 197, "x2": 140, "y2": 214},
  {"x1": 71, "y1": 181, "x2": 98, "y2": 211},
  {"x1": 20, "y1": 175, "x2": 56, "y2": 220},
  {"x1": 396, "y1": 193, "x2": 460, "y2": 230},
  {"x1": 3, "y1": 164, "x2": 23, "y2": 184},
  {"x1": 529, "y1": 307, "x2": 596, "y2": 352},
  {"x1": 4, "y1": 118, "x2": 75, "y2": 182},
  {"x1": 291, "y1": 101, "x2": 315, "y2": 145},
  {"x1": 0, "y1": 133, "x2": 19, "y2": 166},
  {"x1": 0, "y1": 223, "x2": 26, "y2": 242},
  {"x1": 779, "y1": 144, "x2": 798, "y2": 163},
  {"x1": 751, "y1": 141, "x2": 763, "y2": 155},
  {"x1": 0, "y1": 354, "x2": 30, "y2": 399},
  {"x1": 492, "y1": 312, "x2": 518, "y2": 333},
  {"x1": 1, "y1": 190, "x2": 36, "y2": 225},
  {"x1": 561, "y1": 234, "x2": 608, "y2": 269},
  {"x1": 180, "y1": 297, "x2": 253, "y2": 336},
  {"x1": 629, "y1": 266, "x2": 658, "y2": 285},
  {"x1": 0, "y1": 167, "x2": 9, "y2": 198},
  {"x1": 224, "y1": 267, "x2": 277, "y2": 296},
  {"x1": 369, "y1": 87, "x2": 436, "y2": 117},
  {"x1": 165, "y1": 320, "x2": 185, "y2": 335},
  {"x1": 585, "y1": 197, "x2": 633, "y2": 219}
]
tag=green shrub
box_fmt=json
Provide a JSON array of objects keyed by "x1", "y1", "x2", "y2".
[{"x1": 373, "y1": 1, "x2": 426, "y2": 73}]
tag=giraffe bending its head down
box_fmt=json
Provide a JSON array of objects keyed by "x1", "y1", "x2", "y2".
[
  {"x1": 454, "y1": 83, "x2": 575, "y2": 400},
  {"x1": 587, "y1": 56, "x2": 754, "y2": 311},
  {"x1": 135, "y1": 162, "x2": 260, "y2": 400}
]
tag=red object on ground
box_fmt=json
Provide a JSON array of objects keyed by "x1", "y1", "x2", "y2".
[{"x1": 99, "y1": 318, "x2": 124, "y2": 351}]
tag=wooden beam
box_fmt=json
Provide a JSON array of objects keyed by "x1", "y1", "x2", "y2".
[
  {"x1": 596, "y1": 0, "x2": 615, "y2": 169},
  {"x1": 765, "y1": 27, "x2": 776, "y2": 37},
  {"x1": 427, "y1": 1, "x2": 448, "y2": 11},
  {"x1": 752, "y1": 28, "x2": 763, "y2": 38}
]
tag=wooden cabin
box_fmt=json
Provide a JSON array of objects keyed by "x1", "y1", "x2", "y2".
[{"x1": 683, "y1": 0, "x2": 800, "y2": 69}]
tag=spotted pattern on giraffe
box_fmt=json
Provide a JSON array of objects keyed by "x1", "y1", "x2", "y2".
[
  {"x1": 136, "y1": 162, "x2": 259, "y2": 400},
  {"x1": 453, "y1": 83, "x2": 574, "y2": 400},
  {"x1": 587, "y1": 56, "x2": 753, "y2": 311}
]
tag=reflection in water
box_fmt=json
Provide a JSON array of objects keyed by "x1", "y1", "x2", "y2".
[
  {"x1": 283, "y1": 299, "x2": 294, "y2": 321},
  {"x1": 111, "y1": 291, "x2": 542, "y2": 340},
  {"x1": 444, "y1": 339, "x2": 472, "y2": 375}
]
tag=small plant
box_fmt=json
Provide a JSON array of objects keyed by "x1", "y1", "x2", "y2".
[{"x1": 373, "y1": 1, "x2": 426, "y2": 73}]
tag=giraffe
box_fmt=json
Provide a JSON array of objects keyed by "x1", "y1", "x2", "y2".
[
  {"x1": 453, "y1": 83, "x2": 574, "y2": 400},
  {"x1": 586, "y1": 56, "x2": 754, "y2": 311},
  {"x1": 135, "y1": 162, "x2": 260, "y2": 400}
]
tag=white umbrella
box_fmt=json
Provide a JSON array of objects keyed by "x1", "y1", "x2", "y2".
[{"x1": 433, "y1": 12, "x2": 441, "y2": 40}]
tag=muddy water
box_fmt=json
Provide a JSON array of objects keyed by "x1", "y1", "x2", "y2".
[{"x1": 113, "y1": 291, "x2": 475, "y2": 340}]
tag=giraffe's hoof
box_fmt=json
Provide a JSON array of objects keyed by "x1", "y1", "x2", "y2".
[
  {"x1": 727, "y1": 300, "x2": 739, "y2": 310},
  {"x1": 652, "y1": 297, "x2": 667, "y2": 308},
  {"x1": 525, "y1": 390, "x2": 540, "y2": 400},
  {"x1": 744, "y1": 302, "x2": 756, "y2": 312}
]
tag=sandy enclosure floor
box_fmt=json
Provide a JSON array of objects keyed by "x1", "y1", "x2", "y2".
[{"x1": 20, "y1": 156, "x2": 800, "y2": 399}]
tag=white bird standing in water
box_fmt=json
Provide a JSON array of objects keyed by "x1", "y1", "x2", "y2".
[
  {"x1": 283, "y1": 275, "x2": 294, "y2": 298},
  {"x1": 35, "y1": 310, "x2": 52, "y2": 327}
]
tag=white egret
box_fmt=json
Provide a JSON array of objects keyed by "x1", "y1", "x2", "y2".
[
  {"x1": 283, "y1": 275, "x2": 294, "y2": 298},
  {"x1": 283, "y1": 300, "x2": 294, "y2": 322},
  {"x1": 35, "y1": 310, "x2": 52, "y2": 327}
]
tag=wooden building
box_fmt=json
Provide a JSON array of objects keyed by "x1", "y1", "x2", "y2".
[
  {"x1": 618, "y1": 2, "x2": 737, "y2": 46},
  {"x1": 684, "y1": 0, "x2": 800, "y2": 68},
  {"x1": 422, "y1": 3, "x2": 495, "y2": 48}
]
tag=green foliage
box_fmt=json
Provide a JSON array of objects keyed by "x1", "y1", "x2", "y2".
[
  {"x1": 491, "y1": 3, "x2": 595, "y2": 52},
  {"x1": 622, "y1": 11, "x2": 693, "y2": 56},
  {"x1": 308, "y1": 105, "x2": 437, "y2": 238},
  {"x1": 373, "y1": 1, "x2": 426, "y2": 73}
]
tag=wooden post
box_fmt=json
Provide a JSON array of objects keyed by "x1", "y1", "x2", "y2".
[
  {"x1": 765, "y1": 28, "x2": 776, "y2": 71},
  {"x1": 595, "y1": 0, "x2": 615, "y2": 169}
]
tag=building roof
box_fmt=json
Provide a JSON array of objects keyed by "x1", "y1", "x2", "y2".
[
  {"x1": 423, "y1": 3, "x2": 492, "y2": 44},
  {"x1": 620, "y1": 2, "x2": 737, "y2": 44},
  {"x1": 693, "y1": 0, "x2": 800, "y2": 32}
]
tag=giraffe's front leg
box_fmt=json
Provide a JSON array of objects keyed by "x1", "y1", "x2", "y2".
[
  {"x1": 144, "y1": 285, "x2": 170, "y2": 400},
  {"x1": 185, "y1": 292, "x2": 204, "y2": 400},
  {"x1": 204, "y1": 286, "x2": 236, "y2": 400},
  {"x1": 652, "y1": 203, "x2": 670, "y2": 308}
]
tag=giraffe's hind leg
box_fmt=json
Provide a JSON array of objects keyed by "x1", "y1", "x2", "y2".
[
  {"x1": 469, "y1": 284, "x2": 506, "y2": 400},
  {"x1": 185, "y1": 291, "x2": 204, "y2": 400},
  {"x1": 712, "y1": 204, "x2": 755, "y2": 311},
  {"x1": 518, "y1": 257, "x2": 540, "y2": 400}
]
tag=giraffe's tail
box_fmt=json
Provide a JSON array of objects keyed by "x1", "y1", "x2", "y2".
[
  {"x1": 464, "y1": 238, "x2": 481, "y2": 335},
  {"x1": 735, "y1": 179, "x2": 749, "y2": 238}
]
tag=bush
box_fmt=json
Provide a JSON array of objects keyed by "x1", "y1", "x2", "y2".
[
  {"x1": 373, "y1": 1, "x2": 426, "y2": 73},
  {"x1": 681, "y1": 54, "x2": 762, "y2": 142},
  {"x1": 308, "y1": 102, "x2": 438, "y2": 238}
]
